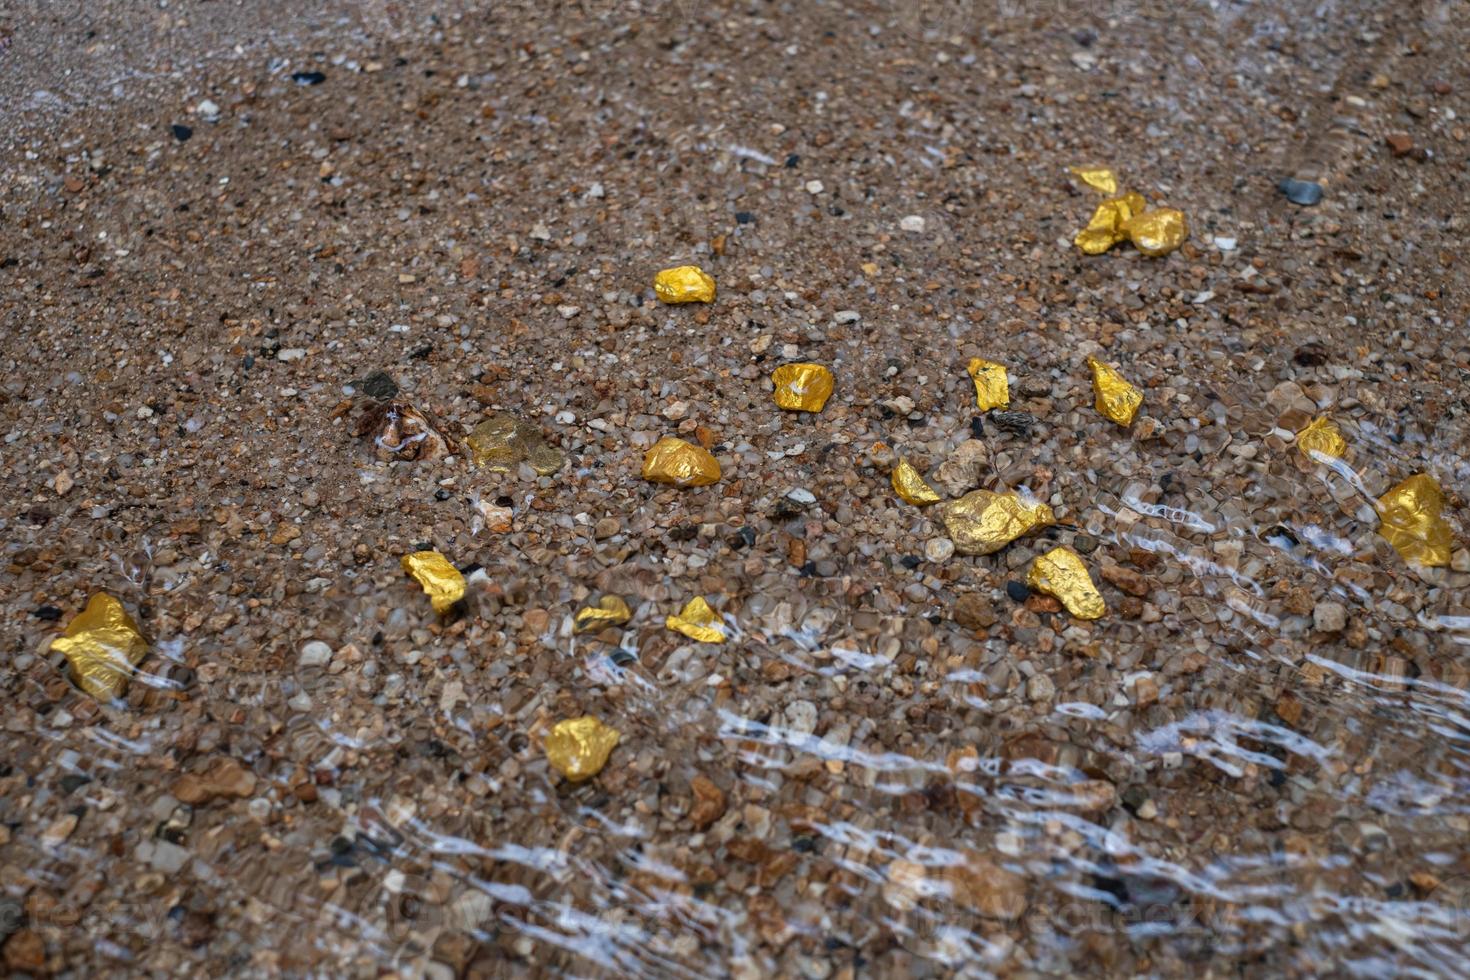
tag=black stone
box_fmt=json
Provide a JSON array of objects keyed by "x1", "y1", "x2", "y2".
[
  {"x1": 784, "y1": 154, "x2": 800, "y2": 168},
  {"x1": 735, "y1": 211, "x2": 753, "y2": 224},
  {"x1": 171, "y1": 124, "x2": 193, "y2": 142},
  {"x1": 899, "y1": 555, "x2": 922, "y2": 570},
  {"x1": 1005, "y1": 580, "x2": 1030, "y2": 603},
  {"x1": 34, "y1": 605, "x2": 63, "y2": 621},
  {"x1": 291, "y1": 71, "x2": 327, "y2": 86},
  {"x1": 359, "y1": 371, "x2": 398, "y2": 399}
]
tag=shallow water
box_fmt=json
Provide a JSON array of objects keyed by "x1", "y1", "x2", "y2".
[{"x1": 4, "y1": 0, "x2": 1470, "y2": 976}]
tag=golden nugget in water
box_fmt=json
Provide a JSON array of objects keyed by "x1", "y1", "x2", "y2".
[
  {"x1": 666, "y1": 596, "x2": 727, "y2": 643},
  {"x1": 654, "y1": 265, "x2": 716, "y2": 304},
  {"x1": 1087, "y1": 356, "x2": 1143, "y2": 426},
  {"x1": 1074, "y1": 192, "x2": 1146, "y2": 255},
  {"x1": 545, "y1": 716, "x2": 621, "y2": 781},
  {"x1": 642, "y1": 437, "x2": 721, "y2": 487},
  {"x1": 1027, "y1": 547, "x2": 1106, "y2": 620},
  {"x1": 464, "y1": 411, "x2": 565, "y2": 475},
  {"x1": 401, "y1": 551, "x2": 467, "y2": 614},
  {"x1": 1069, "y1": 166, "x2": 1119, "y2": 195},
  {"x1": 941, "y1": 490, "x2": 1054, "y2": 556},
  {"x1": 1377, "y1": 473, "x2": 1454, "y2": 568},
  {"x1": 892, "y1": 458, "x2": 942, "y2": 506},
  {"x1": 1124, "y1": 207, "x2": 1189, "y2": 257},
  {"x1": 966, "y1": 358, "x2": 1010, "y2": 411},
  {"x1": 50, "y1": 593, "x2": 148, "y2": 701},
  {"x1": 1296, "y1": 416, "x2": 1348, "y2": 462},
  {"x1": 574, "y1": 596, "x2": 633, "y2": 632},
  {"x1": 771, "y1": 363, "x2": 834, "y2": 412}
]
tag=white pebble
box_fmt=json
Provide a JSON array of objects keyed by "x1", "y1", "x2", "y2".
[
  {"x1": 787, "y1": 487, "x2": 817, "y2": 506},
  {"x1": 833, "y1": 310, "x2": 861, "y2": 324},
  {"x1": 924, "y1": 537, "x2": 955, "y2": 563},
  {"x1": 298, "y1": 641, "x2": 333, "y2": 668},
  {"x1": 1213, "y1": 236, "x2": 1238, "y2": 251},
  {"x1": 196, "y1": 99, "x2": 220, "y2": 121},
  {"x1": 276, "y1": 348, "x2": 307, "y2": 362},
  {"x1": 804, "y1": 180, "x2": 825, "y2": 194},
  {"x1": 900, "y1": 214, "x2": 926, "y2": 233}
]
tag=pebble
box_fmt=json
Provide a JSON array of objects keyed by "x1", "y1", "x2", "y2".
[
  {"x1": 299, "y1": 640, "x2": 334, "y2": 667},
  {"x1": 920, "y1": 537, "x2": 952, "y2": 563},
  {"x1": 1005, "y1": 581, "x2": 1031, "y2": 603},
  {"x1": 1277, "y1": 177, "x2": 1323, "y2": 206},
  {"x1": 899, "y1": 214, "x2": 926, "y2": 232},
  {"x1": 952, "y1": 593, "x2": 993, "y2": 630},
  {"x1": 1313, "y1": 599, "x2": 1348, "y2": 633},
  {"x1": 276, "y1": 348, "x2": 307, "y2": 362},
  {"x1": 291, "y1": 71, "x2": 327, "y2": 86},
  {"x1": 804, "y1": 180, "x2": 824, "y2": 194},
  {"x1": 1213, "y1": 236, "x2": 1237, "y2": 250},
  {"x1": 1026, "y1": 673, "x2": 1055, "y2": 702},
  {"x1": 786, "y1": 487, "x2": 817, "y2": 506},
  {"x1": 195, "y1": 99, "x2": 220, "y2": 122},
  {"x1": 172, "y1": 123, "x2": 193, "y2": 142}
]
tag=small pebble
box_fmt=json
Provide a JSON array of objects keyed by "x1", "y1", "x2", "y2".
[
  {"x1": 924, "y1": 537, "x2": 955, "y2": 562},
  {"x1": 900, "y1": 215, "x2": 926, "y2": 232},
  {"x1": 171, "y1": 124, "x2": 193, "y2": 142},
  {"x1": 1006, "y1": 581, "x2": 1031, "y2": 603},
  {"x1": 195, "y1": 99, "x2": 220, "y2": 122},
  {"x1": 291, "y1": 71, "x2": 327, "y2": 86},
  {"x1": 1313, "y1": 600, "x2": 1348, "y2": 633},
  {"x1": 1277, "y1": 177, "x2": 1323, "y2": 206},
  {"x1": 299, "y1": 641, "x2": 333, "y2": 668}
]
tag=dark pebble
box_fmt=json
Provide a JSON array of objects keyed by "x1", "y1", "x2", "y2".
[
  {"x1": 59, "y1": 773, "x2": 93, "y2": 793},
  {"x1": 728, "y1": 526, "x2": 757, "y2": 550},
  {"x1": 784, "y1": 154, "x2": 800, "y2": 168},
  {"x1": 359, "y1": 371, "x2": 399, "y2": 399},
  {"x1": 610, "y1": 650, "x2": 637, "y2": 667},
  {"x1": 1277, "y1": 177, "x2": 1323, "y2": 206},
  {"x1": 899, "y1": 555, "x2": 922, "y2": 570},
  {"x1": 969, "y1": 416, "x2": 985, "y2": 438},
  {"x1": 291, "y1": 71, "x2": 327, "y2": 86},
  {"x1": 434, "y1": 488, "x2": 450, "y2": 501},
  {"x1": 34, "y1": 605, "x2": 63, "y2": 621},
  {"x1": 735, "y1": 211, "x2": 753, "y2": 224},
  {"x1": 171, "y1": 124, "x2": 193, "y2": 142},
  {"x1": 1072, "y1": 533, "x2": 1098, "y2": 554},
  {"x1": 1005, "y1": 581, "x2": 1030, "y2": 603}
]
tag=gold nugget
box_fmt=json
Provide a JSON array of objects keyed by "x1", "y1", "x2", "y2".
[
  {"x1": 654, "y1": 265, "x2": 716, "y2": 304},
  {"x1": 967, "y1": 358, "x2": 1010, "y2": 411},
  {"x1": 1296, "y1": 416, "x2": 1347, "y2": 462},
  {"x1": 666, "y1": 596, "x2": 726, "y2": 643},
  {"x1": 50, "y1": 594, "x2": 148, "y2": 701},
  {"x1": 941, "y1": 490, "x2": 1055, "y2": 556},
  {"x1": 642, "y1": 436, "x2": 721, "y2": 487},
  {"x1": 401, "y1": 551, "x2": 467, "y2": 614},
  {"x1": 1124, "y1": 207, "x2": 1189, "y2": 257},
  {"x1": 1069, "y1": 166, "x2": 1118, "y2": 195},
  {"x1": 1378, "y1": 473, "x2": 1454, "y2": 568},
  {"x1": 892, "y1": 459, "x2": 941, "y2": 506},
  {"x1": 1074, "y1": 191, "x2": 1146, "y2": 255},
  {"x1": 1087, "y1": 356, "x2": 1143, "y2": 426},
  {"x1": 545, "y1": 716, "x2": 621, "y2": 782},
  {"x1": 465, "y1": 411, "x2": 565, "y2": 475},
  {"x1": 771, "y1": 363, "x2": 834, "y2": 413},
  {"x1": 574, "y1": 596, "x2": 633, "y2": 632},
  {"x1": 1027, "y1": 547, "x2": 1106, "y2": 620}
]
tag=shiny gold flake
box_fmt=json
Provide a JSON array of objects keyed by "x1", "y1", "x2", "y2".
[
  {"x1": 1027, "y1": 547, "x2": 1106, "y2": 620},
  {"x1": 1124, "y1": 207, "x2": 1189, "y2": 257},
  {"x1": 892, "y1": 458, "x2": 942, "y2": 506},
  {"x1": 464, "y1": 411, "x2": 565, "y2": 475},
  {"x1": 654, "y1": 265, "x2": 716, "y2": 304},
  {"x1": 1087, "y1": 356, "x2": 1143, "y2": 426},
  {"x1": 941, "y1": 490, "x2": 1055, "y2": 556},
  {"x1": 1377, "y1": 473, "x2": 1454, "y2": 568},
  {"x1": 1296, "y1": 416, "x2": 1347, "y2": 462},
  {"x1": 574, "y1": 595, "x2": 633, "y2": 632},
  {"x1": 544, "y1": 716, "x2": 621, "y2": 782},
  {"x1": 967, "y1": 358, "x2": 1010, "y2": 411},
  {"x1": 50, "y1": 593, "x2": 148, "y2": 701},
  {"x1": 642, "y1": 436, "x2": 721, "y2": 487},
  {"x1": 400, "y1": 551, "x2": 467, "y2": 614},
  {"x1": 771, "y1": 363, "x2": 835, "y2": 413},
  {"x1": 1074, "y1": 191, "x2": 1146, "y2": 255},
  {"x1": 666, "y1": 596, "x2": 726, "y2": 643},
  {"x1": 1069, "y1": 166, "x2": 1119, "y2": 195}
]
